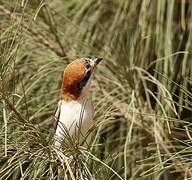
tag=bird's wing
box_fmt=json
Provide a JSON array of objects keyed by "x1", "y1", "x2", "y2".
[{"x1": 54, "y1": 101, "x2": 62, "y2": 131}]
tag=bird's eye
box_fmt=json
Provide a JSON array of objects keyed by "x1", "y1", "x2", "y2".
[
  {"x1": 85, "y1": 59, "x2": 91, "y2": 69},
  {"x1": 86, "y1": 63, "x2": 91, "y2": 69}
]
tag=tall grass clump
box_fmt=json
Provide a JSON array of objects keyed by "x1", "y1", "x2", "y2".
[{"x1": 1, "y1": 0, "x2": 192, "y2": 179}]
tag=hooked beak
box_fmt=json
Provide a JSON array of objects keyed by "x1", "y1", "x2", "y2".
[{"x1": 93, "y1": 57, "x2": 103, "y2": 67}]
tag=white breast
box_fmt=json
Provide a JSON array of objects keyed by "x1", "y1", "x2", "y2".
[{"x1": 53, "y1": 97, "x2": 94, "y2": 149}]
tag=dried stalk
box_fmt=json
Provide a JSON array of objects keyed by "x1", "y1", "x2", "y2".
[
  {"x1": 94, "y1": 80, "x2": 192, "y2": 177},
  {"x1": 0, "y1": 5, "x2": 68, "y2": 60}
]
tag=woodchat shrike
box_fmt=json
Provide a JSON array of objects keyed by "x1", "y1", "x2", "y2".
[{"x1": 53, "y1": 57, "x2": 102, "y2": 151}]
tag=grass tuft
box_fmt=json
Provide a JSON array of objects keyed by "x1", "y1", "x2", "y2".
[{"x1": 1, "y1": 0, "x2": 192, "y2": 179}]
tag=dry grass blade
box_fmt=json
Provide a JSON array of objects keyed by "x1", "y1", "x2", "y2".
[{"x1": 1, "y1": 0, "x2": 192, "y2": 179}]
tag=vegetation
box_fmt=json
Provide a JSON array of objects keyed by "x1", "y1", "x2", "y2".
[{"x1": 0, "y1": 0, "x2": 192, "y2": 179}]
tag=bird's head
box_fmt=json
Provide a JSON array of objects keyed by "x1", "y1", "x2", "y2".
[{"x1": 60, "y1": 57, "x2": 102, "y2": 101}]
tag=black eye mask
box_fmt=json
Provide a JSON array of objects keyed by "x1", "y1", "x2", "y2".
[{"x1": 77, "y1": 70, "x2": 91, "y2": 91}]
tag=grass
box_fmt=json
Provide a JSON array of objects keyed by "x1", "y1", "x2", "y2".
[{"x1": 1, "y1": 0, "x2": 192, "y2": 179}]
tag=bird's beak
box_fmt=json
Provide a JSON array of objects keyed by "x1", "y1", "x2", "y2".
[{"x1": 93, "y1": 58, "x2": 103, "y2": 67}]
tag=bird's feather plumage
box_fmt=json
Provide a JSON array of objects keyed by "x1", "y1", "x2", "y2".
[
  {"x1": 53, "y1": 95, "x2": 94, "y2": 149},
  {"x1": 54, "y1": 101, "x2": 61, "y2": 131},
  {"x1": 60, "y1": 59, "x2": 86, "y2": 101},
  {"x1": 53, "y1": 57, "x2": 102, "y2": 179}
]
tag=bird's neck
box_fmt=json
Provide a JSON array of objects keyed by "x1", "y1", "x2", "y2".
[
  {"x1": 60, "y1": 80, "x2": 91, "y2": 102},
  {"x1": 60, "y1": 89, "x2": 90, "y2": 102}
]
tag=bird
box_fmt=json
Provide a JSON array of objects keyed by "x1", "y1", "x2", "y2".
[{"x1": 53, "y1": 57, "x2": 102, "y2": 179}]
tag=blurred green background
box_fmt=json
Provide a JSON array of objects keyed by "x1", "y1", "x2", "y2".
[{"x1": 1, "y1": 0, "x2": 192, "y2": 179}]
